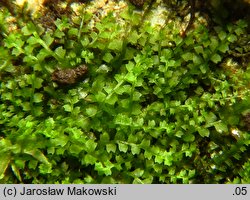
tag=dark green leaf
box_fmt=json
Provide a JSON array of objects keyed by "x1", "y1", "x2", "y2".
[{"x1": 0, "y1": 153, "x2": 11, "y2": 179}]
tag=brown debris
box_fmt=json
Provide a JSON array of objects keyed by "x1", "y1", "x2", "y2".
[
  {"x1": 243, "y1": 112, "x2": 250, "y2": 131},
  {"x1": 51, "y1": 64, "x2": 88, "y2": 85},
  {"x1": 129, "y1": 0, "x2": 146, "y2": 7}
]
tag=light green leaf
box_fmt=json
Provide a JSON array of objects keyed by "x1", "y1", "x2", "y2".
[
  {"x1": 155, "y1": 155, "x2": 163, "y2": 164},
  {"x1": 204, "y1": 111, "x2": 217, "y2": 125},
  {"x1": 81, "y1": 37, "x2": 90, "y2": 46},
  {"x1": 199, "y1": 64, "x2": 207, "y2": 74},
  {"x1": 125, "y1": 72, "x2": 136, "y2": 83},
  {"x1": 86, "y1": 106, "x2": 98, "y2": 117},
  {"x1": 144, "y1": 150, "x2": 153, "y2": 159},
  {"x1": 100, "y1": 132, "x2": 110, "y2": 143},
  {"x1": 194, "y1": 45, "x2": 203, "y2": 54},
  {"x1": 12, "y1": 47, "x2": 24, "y2": 56},
  {"x1": 198, "y1": 128, "x2": 210, "y2": 137},
  {"x1": 14, "y1": 159, "x2": 25, "y2": 169},
  {"x1": 22, "y1": 102, "x2": 31, "y2": 111},
  {"x1": 218, "y1": 31, "x2": 227, "y2": 40},
  {"x1": 131, "y1": 145, "x2": 140, "y2": 155},
  {"x1": 108, "y1": 39, "x2": 123, "y2": 51},
  {"x1": 33, "y1": 106, "x2": 43, "y2": 117},
  {"x1": 10, "y1": 163, "x2": 22, "y2": 182},
  {"x1": 24, "y1": 149, "x2": 50, "y2": 165},
  {"x1": 128, "y1": 30, "x2": 140, "y2": 44},
  {"x1": 132, "y1": 178, "x2": 143, "y2": 184},
  {"x1": 0, "y1": 153, "x2": 11, "y2": 179},
  {"x1": 85, "y1": 140, "x2": 97, "y2": 153},
  {"x1": 36, "y1": 49, "x2": 51, "y2": 61},
  {"x1": 55, "y1": 46, "x2": 66, "y2": 59},
  {"x1": 105, "y1": 94, "x2": 118, "y2": 105},
  {"x1": 173, "y1": 35, "x2": 183, "y2": 45},
  {"x1": 50, "y1": 135, "x2": 68, "y2": 147},
  {"x1": 63, "y1": 104, "x2": 73, "y2": 112},
  {"x1": 183, "y1": 133, "x2": 195, "y2": 142},
  {"x1": 214, "y1": 122, "x2": 228, "y2": 133},
  {"x1": 68, "y1": 28, "x2": 78, "y2": 37},
  {"x1": 227, "y1": 34, "x2": 237, "y2": 42},
  {"x1": 185, "y1": 35, "x2": 194, "y2": 45},
  {"x1": 106, "y1": 143, "x2": 117, "y2": 153},
  {"x1": 99, "y1": 31, "x2": 110, "y2": 39},
  {"x1": 54, "y1": 29, "x2": 65, "y2": 38},
  {"x1": 93, "y1": 91, "x2": 106, "y2": 102},
  {"x1": 28, "y1": 160, "x2": 38, "y2": 170},
  {"x1": 118, "y1": 142, "x2": 128, "y2": 153},
  {"x1": 211, "y1": 53, "x2": 221, "y2": 63},
  {"x1": 140, "y1": 139, "x2": 150, "y2": 149},
  {"x1": 103, "y1": 52, "x2": 114, "y2": 63},
  {"x1": 209, "y1": 37, "x2": 219, "y2": 51},
  {"x1": 131, "y1": 168, "x2": 144, "y2": 178},
  {"x1": 131, "y1": 103, "x2": 142, "y2": 115},
  {"x1": 94, "y1": 162, "x2": 112, "y2": 176},
  {"x1": 125, "y1": 61, "x2": 135, "y2": 72},
  {"x1": 21, "y1": 23, "x2": 37, "y2": 36},
  {"x1": 39, "y1": 163, "x2": 52, "y2": 174},
  {"x1": 132, "y1": 91, "x2": 142, "y2": 101},
  {"x1": 21, "y1": 25, "x2": 33, "y2": 36},
  {"x1": 115, "y1": 85, "x2": 131, "y2": 95},
  {"x1": 69, "y1": 144, "x2": 83, "y2": 155},
  {"x1": 218, "y1": 43, "x2": 229, "y2": 53},
  {"x1": 2, "y1": 92, "x2": 13, "y2": 101},
  {"x1": 115, "y1": 114, "x2": 132, "y2": 126},
  {"x1": 43, "y1": 33, "x2": 54, "y2": 46},
  {"x1": 55, "y1": 18, "x2": 70, "y2": 31},
  {"x1": 163, "y1": 154, "x2": 173, "y2": 166},
  {"x1": 27, "y1": 36, "x2": 39, "y2": 45},
  {"x1": 33, "y1": 93, "x2": 43, "y2": 103},
  {"x1": 182, "y1": 52, "x2": 193, "y2": 61},
  {"x1": 84, "y1": 154, "x2": 97, "y2": 165},
  {"x1": 193, "y1": 54, "x2": 202, "y2": 65}
]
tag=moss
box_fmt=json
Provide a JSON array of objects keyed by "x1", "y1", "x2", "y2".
[{"x1": 0, "y1": 0, "x2": 250, "y2": 183}]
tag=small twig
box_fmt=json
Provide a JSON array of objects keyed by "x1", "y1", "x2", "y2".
[
  {"x1": 180, "y1": 0, "x2": 195, "y2": 37},
  {"x1": 228, "y1": 50, "x2": 250, "y2": 57}
]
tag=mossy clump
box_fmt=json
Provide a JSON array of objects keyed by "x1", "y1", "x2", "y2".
[{"x1": 0, "y1": 0, "x2": 250, "y2": 184}]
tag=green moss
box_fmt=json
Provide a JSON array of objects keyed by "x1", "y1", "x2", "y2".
[{"x1": 0, "y1": 0, "x2": 249, "y2": 183}]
